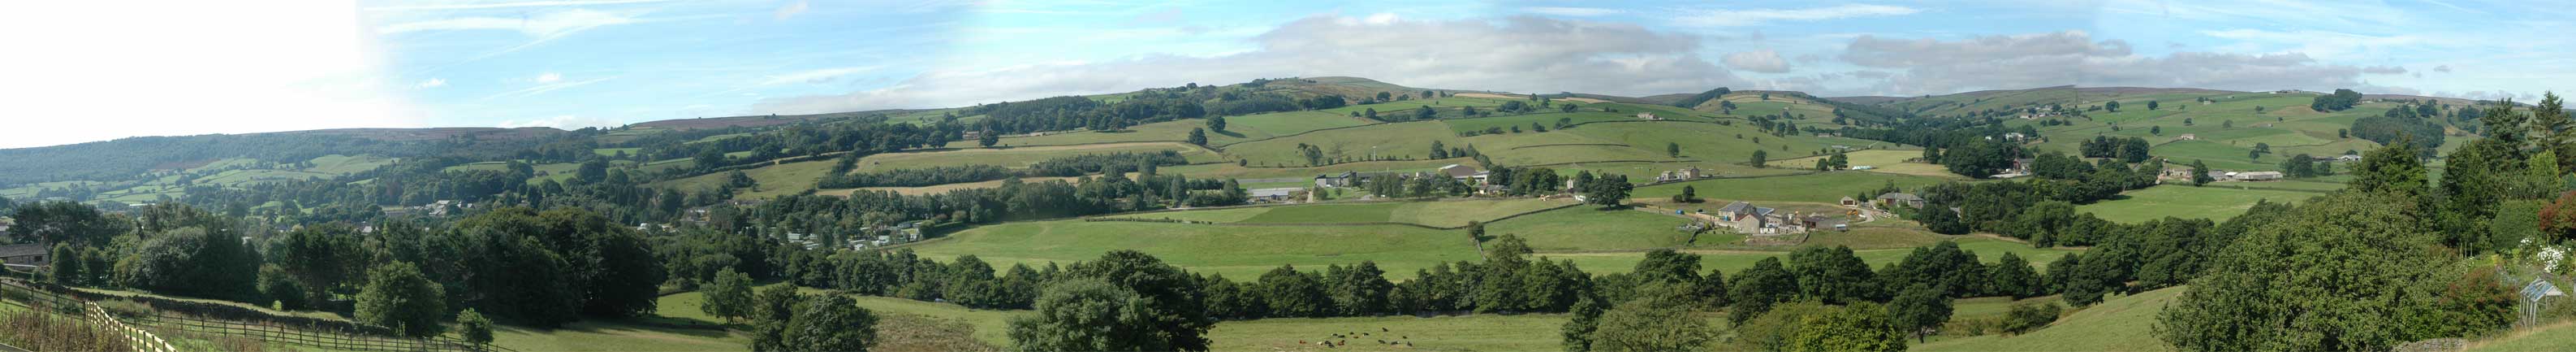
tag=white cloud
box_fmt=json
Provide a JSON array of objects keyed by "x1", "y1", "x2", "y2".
[
  {"x1": 1673, "y1": 4, "x2": 1920, "y2": 27},
  {"x1": 376, "y1": 9, "x2": 639, "y2": 37},
  {"x1": 775, "y1": 1, "x2": 809, "y2": 20},
  {"x1": 2361, "y1": 66, "x2": 2406, "y2": 74},
  {"x1": 1833, "y1": 31, "x2": 2392, "y2": 96},
  {"x1": 755, "y1": 15, "x2": 1745, "y2": 115},
  {"x1": 537, "y1": 72, "x2": 563, "y2": 83},
  {"x1": 498, "y1": 115, "x2": 624, "y2": 129},
  {"x1": 0, "y1": 1, "x2": 420, "y2": 149},
  {"x1": 762, "y1": 66, "x2": 879, "y2": 85},
  {"x1": 2434, "y1": 65, "x2": 2453, "y2": 72},
  {"x1": 415, "y1": 78, "x2": 448, "y2": 88},
  {"x1": 1524, "y1": 7, "x2": 1618, "y2": 16},
  {"x1": 2197, "y1": 28, "x2": 2427, "y2": 61},
  {"x1": 1723, "y1": 50, "x2": 1792, "y2": 73}
]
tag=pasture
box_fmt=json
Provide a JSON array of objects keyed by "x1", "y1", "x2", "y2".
[
  {"x1": 1915, "y1": 286, "x2": 2185, "y2": 352},
  {"x1": 1633, "y1": 172, "x2": 1950, "y2": 204},
  {"x1": 856, "y1": 142, "x2": 1223, "y2": 172},
  {"x1": 1484, "y1": 206, "x2": 1710, "y2": 251},
  {"x1": 907, "y1": 220, "x2": 1479, "y2": 280},
  {"x1": 2076, "y1": 183, "x2": 2332, "y2": 223},
  {"x1": 1223, "y1": 122, "x2": 1465, "y2": 167}
]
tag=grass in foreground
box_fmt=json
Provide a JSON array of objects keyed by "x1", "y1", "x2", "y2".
[{"x1": 1914, "y1": 285, "x2": 2184, "y2": 352}]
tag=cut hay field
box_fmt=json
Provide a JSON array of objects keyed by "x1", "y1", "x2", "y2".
[
  {"x1": 1101, "y1": 198, "x2": 1573, "y2": 228},
  {"x1": 857, "y1": 141, "x2": 1223, "y2": 172},
  {"x1": 2076, "y1": 183, "x2": 2332, "y2": 223},
  {"x1": 1485, "y1": 206, "x2": 1710, "y2": 251},
  {"x1": 1772, "y1": 149, "x2": 1957, "y2": 178},
  {"x1": 1915, "y1": 286, "x2": 2185, "y2": 352},
  {"x1": 1223, "y1": 122, "x2": 1464, "y2": 167},
  {"x1": 818, "y1": 176, "x2": 1084, "y2": 197},
  {"x1": 907, "y1": 220, "x2": 1478, "y2": 280},
  {"x1": 1633, "y1": 172, "x2": 1952, "y2": 204},
  {"x1": 1157, "y1": 159, "x2": 1462, "y2": 180},
  {"x1": 1560, "y1": 121, "x2": 1872, "y2": 167}
]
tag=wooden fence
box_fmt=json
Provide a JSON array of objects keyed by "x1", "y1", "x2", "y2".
[{"x1": 0, "y1": 277, "x2": 507, "y2": 352}]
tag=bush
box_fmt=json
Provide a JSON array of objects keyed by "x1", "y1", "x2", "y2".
[{"x1": 2000, "y1": 302, "x2": 2062, "y2": 335}]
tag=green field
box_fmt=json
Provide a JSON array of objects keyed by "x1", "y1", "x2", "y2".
[
  {"x1": 1485, "y1": 206, "x2": 1709, "y2": 251},
  {"x1": 1102, "y1": 198, "x2": 1573, "y2": 228},
  {"x1": 1208, "y1": 314, "x2": 1569, "y2": 352},
  {"x1": 653, "y1": 158, "x2": 842, "y2": 199},
  {"x1": 2076, "y1": 183, "x2": 2333, "y2": 223},
  {"x1": 1223, "y1": 122, "x2": 1466, "y2": 167},
  {"x1": 858, "y1": 142, "x2": 1223, "y2": 172},
  {"x1": 908, "y1": 220, "x2": 1479, "y2": 280},
  {"x1": 1633, "y1": 172, "x2": 1952, "y2": 204},
  {"x1": 1916, "y1": 286, "x2": 2185, "y2": 351}
]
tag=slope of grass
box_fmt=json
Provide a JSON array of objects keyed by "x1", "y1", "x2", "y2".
[
  {"x1": 908, "y1": 220, "x2": 1477, "y2": 280},
  {"x1": 2075, "y1": 184, "x2": 2329, "y2": 223},
  {"x1": 1633, "y1": 172, "x2": 1951, "y2": 204},
  {"x1": 859, "y1": 142, "x2": 1223, "y2": 172},
  {"x1": 1915, "y1": 285, "x2": 2186, "y2": 352},
  {"x1": 1485, "y1": 206, "x2": 1706, "y2": 251},
  {"x1": 1223, "y1": 122, "x2": 1465, "y2": 167}
]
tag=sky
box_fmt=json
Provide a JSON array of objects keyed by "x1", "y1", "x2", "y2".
[{"x1": 2, "y1": 0, "x2": 2569, "y2": 149}]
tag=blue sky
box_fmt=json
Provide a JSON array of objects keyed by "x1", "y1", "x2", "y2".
[{"x1": 1, "y1": 0, "x2": 2568, "y2": 148}]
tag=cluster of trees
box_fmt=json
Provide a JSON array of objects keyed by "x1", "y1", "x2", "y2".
[
  {"x1": 2351, "y1": 114, "x2": 2448, "y2": 158},
  {"x1": 815, "y1": 164, "x2": 1012, "y2": 189},
  {"x1": 2309, "y1": 89, "x2": 2365, "y2": 111},
  {"x1": 2077, "y1": 136, "x2": 2153, "y2": 163},
  {"x1": 1670, "y1": 87, "x2": 1731, "y2": 109},
  {"x1": 11, "y1": 202, "x2": 663, "y2": 337},
  {"x1": 2277, "y1": 154, "x2": 2337, "y2": 178},
  {"x1": 1023, "y1": 151, "x2": 1193, "y2": 177}
]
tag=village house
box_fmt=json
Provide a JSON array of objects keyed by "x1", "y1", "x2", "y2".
[
  {"x1": 1439, "y1": 164, "x2": 1491, "y2": 185},
  {"x1": 1715, "y1": 202, "x2": 1778, "y2": 233},
  {"x1": 1313, "y1": 171, "x2": 1357, "y2": 188},
  {"x1": 1636, "y1": 112, "x2": 1661, "y2": 120},
  {"x1": 1655, "y1": 167, "x2": 1704, "y2": 182},
  {"x1": 2176, "y1": 133, "x2": 2198, "y2": 141},
  {"x1": 1875, "y1": 193, "x2": 1926, "y2": 209},
  {"x1": 2336, "y1": 154, "x2": 2365, "y2": 162},
  {"x1": 2002, "y1": 132, "x2": 2029, "y2": 141},
  {"x1": 0, "y1": 244, "x2": 48, "y2": 270},
  {"x1": 1839, "y1": 196, "x2": 1860, "y2": 206}
]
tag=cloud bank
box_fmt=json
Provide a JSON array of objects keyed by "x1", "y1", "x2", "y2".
[
  {"x1": 756, "y1": 15, "x2": 1745, "y2": 115},
  {"x1": 1833, "y1": 31, "x2": 2389, "y2": 96}
]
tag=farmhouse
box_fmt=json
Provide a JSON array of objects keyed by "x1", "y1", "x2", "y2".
[
  {"x1": 0, "y1": 244, "x2": 47, "y2": 270},
  {"x1": 1636, "y1": 112, "x2": 1661, "y2": 120},
  {"x1": 1439, "y1": 164, "x2": 1491, "y2": 185},
  {"x1": 1655, "y1": 167, "x2": 1704, "y2": 182},
  {"x1": 1314, "y1": 172, "x2": 1357, "y2": 187},
  {"x1": 2336, "y1": 154, "x2": 2364, "y2": 162},
  {"x1": 1839, "y1": 196, "x2": 1860, "y2": 206},
  {"x1": 1715, "y1": 202, "x2": 1778, "y2": 232},
  {"x1": 2234, "y1": 172, "x2": 2284, "y2": 181},
  {"x1": 2176, "y1": 133, "x2": 2198, "y2": 141},
  {"x1": 1875, "y1": 193, "x2": 1926, "y2": 209}
]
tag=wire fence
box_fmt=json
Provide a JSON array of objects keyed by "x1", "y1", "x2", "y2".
[{"x1": 0, "y1": 277, "x2": 510, "y2": 352}]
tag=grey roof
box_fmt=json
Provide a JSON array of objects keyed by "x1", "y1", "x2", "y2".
[
  {"x1": 0, "y1": 244, "x2": 45, "y2": 258},
  {"x1": 1718, "y1": 202, "x2": 1752, "y2": 214}
]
